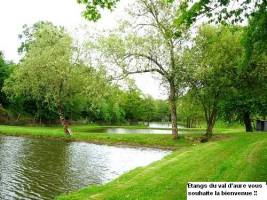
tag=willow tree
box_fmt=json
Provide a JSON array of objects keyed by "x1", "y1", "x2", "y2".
[{"x1": 3, "y1": 24, "x2": 103, "y2": 134}]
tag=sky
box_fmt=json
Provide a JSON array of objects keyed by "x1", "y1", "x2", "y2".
[{"x1": 0, "y1": 0, "x2": 167, "y2": 99}]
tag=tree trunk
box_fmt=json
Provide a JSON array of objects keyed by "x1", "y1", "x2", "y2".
[
  {"x1": 186, "y1": 117, "x2": 189, "y2": 128},
  {"x1": 58, "y1": 110, "x2": 65, "y2": 126},
  {"x1": 16, "y1": 114, "x2": 21, "y2": 121},
  {"x1": 58, "y1": 109, "x2": 73, "y2": 135},
  {"x1": 252, "y1": 120, "x2": 256, "y2": 131},
  {"x1": 169, "y1": 81, "x2": 178, "y2": 140},
  {"x1": 205, "y1": 94, "x2": 219, "y2": 137},
  {"x1": 244, "y1": 111, "x2": 253, "y2": 132},
  {"x1": 206, "y1": 119, "x2": 216, "y2": 137},
  {"x1": 32, "y1": 115, "x2": 36, "y2": 125}
]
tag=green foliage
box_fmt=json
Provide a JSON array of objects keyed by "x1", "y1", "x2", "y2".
[
  {"x1": 141, "y1": 95, "x2": 156, "y2": 123},
  {"x1": 2, "y1": 22, "x2": 166, "y2": 125},
  {"x1": 77, "y1": 0, "x2": 119, "y2": 21},
  {"x1": 242, "y1": 1, "x2": 267, "y2": 69},
  {"x1": 219, "y1": 1, "x2": 267, "y2": 124},
  {"x1": 0, "y1": 52, "x2": 15, "y2": 107},
  {"x1": 18, "y1": 21, "x2": 58, "y2": 55},
  {"x1": 154, "y1": 99, "x2": 171, "y2": 122},
  {"x1": 85, "y1": 0, "x2": 192, "y2": 138},
  {"x1": 4, "y1": 24, "x2": 91, "y2": 124},
  {"x1": 183, "y1": 24, "x2": 243, "y2": 134},
  {"x1": 78, "y1": 0, "x2": 258, "y2": 31},
  {"x1": 177, "y1": 92, "x2": 204, "y2": 128},
  {"x1": 174, "y1": 0, "x2": 257, "y2": 27},
  {"x1": 121, "y1": 84, "x2": 143, "y2": 123}
]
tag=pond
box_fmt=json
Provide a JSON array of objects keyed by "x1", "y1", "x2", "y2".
[
  {"x1": 148, "y1": 122, "x2": 185, "y2": 129},
  {"x1": 88, "y1": 128, "x2": 203, "y2": 134},
  {"x1": 0, "y1": 135, "x2": 171, "y2": 200}
]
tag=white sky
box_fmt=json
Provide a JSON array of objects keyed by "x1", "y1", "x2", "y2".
[{"x1": 0, "y1": 0, "x2": 166, "y2": 99}]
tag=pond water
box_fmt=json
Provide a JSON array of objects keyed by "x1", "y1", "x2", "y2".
[
  {"x1": 0, "y1": 135, "x2": 171, "y2": 200},
  {"x1": 85, "y1": 122, "x2": 203, "y2": 135},
  {"x1": 88, "y1": 128, "x2": 203, "y2": 134},
  {"x1": 148, "y1": 122, "x2": 185, "y2": 129}
]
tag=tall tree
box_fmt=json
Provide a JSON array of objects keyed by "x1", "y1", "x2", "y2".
[{"x1": 86, "y1": 0, "x2": 190, "y2": 139}]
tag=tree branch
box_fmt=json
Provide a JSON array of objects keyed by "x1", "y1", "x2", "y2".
[{"x1": 126, "y1": 53, "x2": 168, "y2": 76}]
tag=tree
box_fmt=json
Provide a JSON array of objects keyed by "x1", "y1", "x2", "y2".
[
  {"x1": 87, "y1": 84, "x2": 126, "y2": 124},
  {"x1": 177, "y1": 92, "x2": 204, "y2": 128},
  {"x1": 3, "y1": 24, "x2": 93, "y2": 134},
  {"x1": 86, "y1": 0, "x2": 190, "y2": 139},
  {"x1": 141, "y1": 95, "x2": 156, "y2": 126},
  {"x1": 154, "y1": 99, "x2": 171, "y2": 122},
  {"x1": 183, "y1": 24, "x2": 243, "y2": 136},
  {"x1": 120, "y1": 79, "x2": 144, "y2": 124},
  {"x1": 219, "y1": 1, "x2": 267, "y2": 132}
]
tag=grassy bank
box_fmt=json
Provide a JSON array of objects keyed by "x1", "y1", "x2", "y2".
[
  {"x1": 1, "y1": 124, "x2": 265, "y2": 200},
  {"x1": 0, "y1": 125, "x2": 208, "y2": 150},
  {"x1": 58, "y1": 131, "x2": 267, "y2": 200}
]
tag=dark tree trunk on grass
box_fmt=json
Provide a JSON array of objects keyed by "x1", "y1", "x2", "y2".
[
  {"x1": 204, "y1": 93, "x2": 219, "y2": 138},
  {"x1": 169, "y1": 81, "x2": 178, "y2": 140},
  {"x1": 244, "y1": 111, "x2": 253, "y2": 132},
  {"x1": 206, "y1": 116, "x2": 216, "y2": 137}
]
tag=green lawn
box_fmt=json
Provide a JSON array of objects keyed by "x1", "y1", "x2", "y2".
[{"x1": 58, "y1": 131, "x2": 267, "y2": 200}]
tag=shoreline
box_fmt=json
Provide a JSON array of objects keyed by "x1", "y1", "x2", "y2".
[{"x1": 0, "y1": 132, "x2": 184, "y2": 151}]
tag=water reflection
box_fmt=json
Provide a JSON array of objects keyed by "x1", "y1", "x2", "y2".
[
  {"x1": 148, "y1": 122, "x2": 184, "y2": 128},
  {"x1": 0, "y1": 135, "x2": 170, "y2": 200},
  {"x1": 88, "y1": 128, "x2": 204, "y2": 134}
]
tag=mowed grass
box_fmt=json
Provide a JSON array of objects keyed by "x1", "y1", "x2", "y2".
[{"x1": 58, "y1": 132, "x2": 267, "y2": 200}]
